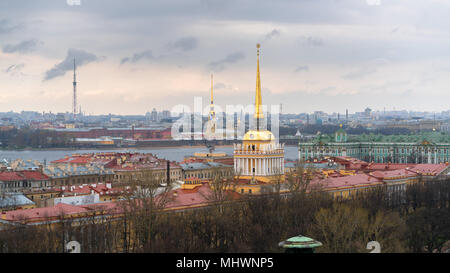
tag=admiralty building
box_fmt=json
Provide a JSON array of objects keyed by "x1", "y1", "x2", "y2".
[{"x1": 298, "y1": 127, "x2": 450, "y2": 164}]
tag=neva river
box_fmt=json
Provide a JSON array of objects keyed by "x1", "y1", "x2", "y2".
[{"x1": 0, "y1": 145, "x2": 299, "y2": 163}]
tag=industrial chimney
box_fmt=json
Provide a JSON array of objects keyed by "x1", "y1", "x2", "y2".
[{"x1": 166, "y1": 160, "x2": 170, "y2": 185}]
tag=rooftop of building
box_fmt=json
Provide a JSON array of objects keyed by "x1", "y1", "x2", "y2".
[
  {"x1": 0, "y1": 170, "x2": 49, "y2": 181},
  {"x1": 369, "y1": 169, "x2": 417, "y2": 180},
  {"x1": 303, "y1": 158, "x2": 450, "y2": 190},
  {"x1": 366, "y1": 162, "x2": 417, "y2": 171},
  {"x1": 180, "y1": 162, "x2": 232, "y2": 171},
  {"x1": 1, "y1": 182, "x2": 236, "y2": 224},
  {"x1": 2, "y1": 203, "x2": 90, "y2": 222},
  {"x1": 52, "y1": 182, "x2": 126, "y2": 197},
  {"x1": 53, "y1": 127, "x2": 170, "y2": 132},
  {"x1": 50, "y1": 152, "x2": 180, "y2": 172},
  {"x1": 285, "y1": 161, "x2": 339, "y2": 170},
  {"x1": 313, "y1": 173, "x2": 382, "y2": 190},
  {"x1": 163, "y1": 182, "x2": 240, "y2": 209},
  {"x1": 0, "y1": 192, "x2": 35, "y2": 208}
]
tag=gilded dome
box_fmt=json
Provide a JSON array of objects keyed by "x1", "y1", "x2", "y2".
[{"x1": 243, "y1": 130, "x2": 275, "y2": 142}]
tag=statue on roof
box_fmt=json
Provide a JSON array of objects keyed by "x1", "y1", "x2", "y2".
[{"x1": 335, "y1": 124, "x2": 347, "y2": 143}]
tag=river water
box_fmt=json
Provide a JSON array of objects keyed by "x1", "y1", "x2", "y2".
[{"x1": 0, "y1": 145, "x2": 299, "y2": 163}]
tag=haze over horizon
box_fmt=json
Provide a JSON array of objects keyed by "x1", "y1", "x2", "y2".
[{"x1": 1, "y1": 0, "x2": 450, "y2": 115}]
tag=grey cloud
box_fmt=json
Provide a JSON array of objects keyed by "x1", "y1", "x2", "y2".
[
  {"x1": 120, "y1": 50, "x2": 156, "y2": 64},
  {"x1": 5, "y1": 63, "x2": 24, "y2": 73},
  {"x1": 172, "y1": 36, "x2": 198, "y2": 51},
  {"x1": 294, "y1": 65, "x2": 309, "y2": 72},
  {"x1": 264, "y1": 29, "x2": 281, "y2": 41},
  {"x1": 4, "y1": 63, "x2": 25, "y2": 76},
  {"x1": 0, "y1": 19, "x2": 22, "y2": 34},
  {"x1": 2, "y1": 39, "x2": 41, "y2": 54},
  {"x1": 1, "y1": 1, "x2": 448, "y2": 31},
  {"x1": 208, "y1": 51, "x2": 245, "y2": 72},
  {"x1": 44, "y1": 48, "x2": 99, "y2": 81}
]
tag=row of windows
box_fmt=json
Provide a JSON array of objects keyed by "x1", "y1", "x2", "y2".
[
  {"x1": 115, "y1": 172, "x2": 182, "y2": 180},
  {"x1": 184, "y1": 170, "x2": 232, "y2": 179},
  {"x1": 0, "y1": 181, "x2": 49, "y2": 189},
  {"x1": 302, "y1": 146, "x2": 450, "y2": 154},
  {"x1": 55, "y1": 175, "x2": 112, "y2": 186},
  {"x1": 302, "y1": 148, "x2": 450, "y2": 157},
  {"x1": 29, "y1": 193, "x2": 55, "y2": 200}
]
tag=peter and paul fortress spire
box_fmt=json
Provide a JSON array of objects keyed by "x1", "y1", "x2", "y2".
[
  {"x1": 211, "y1": 74, "x2": 214, "y2": 106},
  {"x1": 209, "y1": 73, "x2": 216, "y2": 134}
]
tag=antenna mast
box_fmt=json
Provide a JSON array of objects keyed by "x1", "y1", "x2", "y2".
[{"x1": 73, "y1": 58, "x2": 77, "y2": 120}]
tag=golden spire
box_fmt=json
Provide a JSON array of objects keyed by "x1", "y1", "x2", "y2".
[
  {"x1": 209, "y1": 73, "x2": 216, "y2": 133},
  {"x1": 255, "y1": 43, "x2": 264, "y2": 129},
  {"x1": 210, "y1": 74, "x2": 214, "y2": 106}
]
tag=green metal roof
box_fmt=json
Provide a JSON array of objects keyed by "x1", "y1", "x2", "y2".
[
  {"x1": 279, "y1": 235, "x2": 323, "y2": 249},
  {"x1": 349, "y1": 132, "x2": 450, "y2": 143},
  {"x1": 311, "y1": 131, "x2": 450, "y2": 144}
]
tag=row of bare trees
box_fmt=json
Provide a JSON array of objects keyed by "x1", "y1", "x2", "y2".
[{"x1": 1, "y1": 165, "x2": 450, "y2": 253}]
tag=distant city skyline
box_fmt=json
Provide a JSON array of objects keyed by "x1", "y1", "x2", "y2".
[
  {"x1": 1, "y1": 1, "x2": 450, "y2": 115},
  {"x1": 2, "y1": 107, "x2": 450, "y2": 118}
]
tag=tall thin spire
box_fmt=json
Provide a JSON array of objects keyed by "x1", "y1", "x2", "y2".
[
  {"x1": 73, "y1": 58, "x2": 77, "y2": 120},
  {"x1": 210, "y1": 74, "x2": 214, "y2": 106},
  {"x1": 255, "y1": 43, "x2": 264, "y2": 130},
  {"x1": 209, "y1": 74, "x2": 216, "y2": 134}
]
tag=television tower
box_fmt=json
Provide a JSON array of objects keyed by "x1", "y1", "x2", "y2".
[{"x1": 73, "y1": 58, "x2": 77, "y2": 120}]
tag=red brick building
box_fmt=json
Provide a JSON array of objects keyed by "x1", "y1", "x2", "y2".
[{"x1": 54, "y1": 127, "x2": 171, "y2": 140}]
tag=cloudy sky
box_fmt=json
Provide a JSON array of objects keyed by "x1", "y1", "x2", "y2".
[{"x1": 1, "y1": 0, "x2": 450, "y2": 115}]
